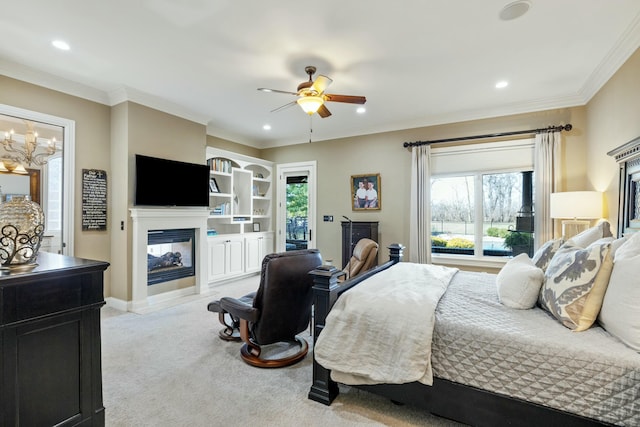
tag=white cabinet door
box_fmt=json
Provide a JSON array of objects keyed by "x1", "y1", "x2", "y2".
[
  {"x1": 262, "y1": 232, "x2": 274, "y2": 258},
  {"x1": 245, "y1": 235, "x2": 262, "y2": 273},
  {"x1": 208, "y1": 237, "x2": 227, "y2": 282},
  {"x1": 245, "y1": 232, "x2": 275, "y2": 273},
  {"x1": 227, "y1": 236, "x2": 244, "y2": 276},
  {"x1": 208, "y1": 235, "x2": 244, "y2": 282}
]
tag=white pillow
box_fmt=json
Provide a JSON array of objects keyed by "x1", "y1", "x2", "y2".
[
  {"x1": 598, "y1": 253, "x2": 640, "y2": 351},
  {"x1": 570, "y1": 221, "x2": 613, "y2": 248},
  {"x1": 497, "y1": 253, "x2": 545, "y2": 309},
  {"x1": 614, "y1": 231, "x2": 640, "y2": 261},
  {"x1": 610, "y1": 236, "x2": 628, "y2": 260}
]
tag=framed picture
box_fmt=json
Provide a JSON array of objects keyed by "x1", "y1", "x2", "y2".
[
  {"x1": 252, "y1": 222, "x2": 260, "y2": 232},
  {"x1": 209, "y1": 178, "x2": 219, "y2": 193},
  {"x1": 351, "y1": 173, "x2": 381, "y2": 210}
]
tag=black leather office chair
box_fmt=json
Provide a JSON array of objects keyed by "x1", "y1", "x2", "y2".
[{"x1": 208, "y1": 249, "x2": 322, "y2": 367}]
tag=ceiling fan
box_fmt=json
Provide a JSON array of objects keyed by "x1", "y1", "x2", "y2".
[{"x1": 258, "y1": 66, "x2": 366, "y2": 118}]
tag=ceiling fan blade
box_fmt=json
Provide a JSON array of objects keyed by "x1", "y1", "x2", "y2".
[
  {"x1": 324, "y1": 94, "x2": 367, "y2": 104},
  {"x1": 317, "y1": 104, "x2": 332, "y2": 118},
  {"x1": 258, "y1": 88, "x2": 298, "y2": 96},
  {"x1": 311, "y1": 75, "x2": 333, "y2": 94},
  {"x1": 270, "y1": 101, "x2": 297, "y2": 113}
]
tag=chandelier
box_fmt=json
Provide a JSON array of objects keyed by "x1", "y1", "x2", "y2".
[{"x1": 1, "y1": 122, "x2": 58, "y2": 174}]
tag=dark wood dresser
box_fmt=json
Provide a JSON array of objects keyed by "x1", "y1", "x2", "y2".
[
  {"x1": 0, "y1": 252, "x2": 109, "y2": 426},
  {"x1": 341, "y1": 221, "x2": 379, "y2": 267}
]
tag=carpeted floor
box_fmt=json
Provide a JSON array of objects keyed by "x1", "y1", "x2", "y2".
[{"x1": 101, "y1": 276, "x2": 465, "y2": 426}]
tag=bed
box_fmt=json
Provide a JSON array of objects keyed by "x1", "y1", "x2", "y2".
[{"x1": 307, "y1": 239, "x2": 640, "y2": 427}]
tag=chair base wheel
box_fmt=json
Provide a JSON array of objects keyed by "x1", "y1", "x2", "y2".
[{"x1": 240, "y1": 336, "x2": 309, "y2": 368}]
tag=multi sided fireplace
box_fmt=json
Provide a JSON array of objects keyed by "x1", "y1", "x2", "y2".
[{"x1": 147, "y1": 228, "x2": 195, "y2": 285}]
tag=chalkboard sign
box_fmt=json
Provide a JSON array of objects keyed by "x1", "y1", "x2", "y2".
[{"x1": 82, "y1": 169, "x2": 107, "y2": 231}]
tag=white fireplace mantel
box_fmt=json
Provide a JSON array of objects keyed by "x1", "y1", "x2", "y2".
[{"x1": 130, "y1": 207, "x2": 210, "y2": 312}]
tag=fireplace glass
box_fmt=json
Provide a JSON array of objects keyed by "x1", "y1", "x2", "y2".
[{"x1": 147, "y1": 228, "x2": 195, "y2": 285}]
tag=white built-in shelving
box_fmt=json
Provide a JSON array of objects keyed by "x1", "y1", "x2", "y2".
[{"x1": 206, "y1": 147, "x2": 274, "y2": 283}]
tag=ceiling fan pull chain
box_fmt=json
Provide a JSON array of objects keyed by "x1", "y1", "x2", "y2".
[{"x1": 309, "y1": 115, "x2": 313, "y2": 143}]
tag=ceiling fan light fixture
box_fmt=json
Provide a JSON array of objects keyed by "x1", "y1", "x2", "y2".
[{"x1": 297, "y1": 96, "x2": 324, "y2": 115}]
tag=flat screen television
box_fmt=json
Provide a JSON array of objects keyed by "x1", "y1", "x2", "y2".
[{"x1": 135, "y1": 154, "x2": 210, "y2": 207}]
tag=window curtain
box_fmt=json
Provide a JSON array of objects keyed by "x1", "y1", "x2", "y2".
[
  {"x1": 534, "y1": 131, "x2": 561, "y2": 247},
  {"x1": 410, "y1": 145, "x2": 432, "y2": 263}
]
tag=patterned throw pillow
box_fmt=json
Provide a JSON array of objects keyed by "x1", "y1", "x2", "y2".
[
  {"x1": 532, "y1": 238, "x2": 564, "y2": 272},
  {"x1": 539, "y1": 241, "x2": 613, "y2": 331}
]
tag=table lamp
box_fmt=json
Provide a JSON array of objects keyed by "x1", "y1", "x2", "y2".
[{"x1": 550, "y1": 191, "x2": 603, "y2": 239}]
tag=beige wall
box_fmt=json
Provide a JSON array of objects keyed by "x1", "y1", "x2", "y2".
[
  {"x1": 261, "y1": 107, "x2": 588, "y2": 264},
  {"x1": 207, "y1": 134, "x2": 261, "y2": 158},
  {"x1": 585, "y1": 47, "x2": 640, "y2": 233}
]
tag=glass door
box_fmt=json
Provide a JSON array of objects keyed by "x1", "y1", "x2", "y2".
[
  {"x1": 276, "y1": 162, "x2": 316, "y2": 252},
  {"x1": 285, "y1": 175, "x2": 309, "y2": 251}
]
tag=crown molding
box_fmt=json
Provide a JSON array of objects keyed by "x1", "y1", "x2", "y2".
[
  {"x1": 0, "y1": 59, "x2": 111, "y2": 105},
  {"x1": 108, "y1": 87, "x2": 209, "y2": 125},
  {"x1": 0, "y1": 60, "x2": 210, "y2": 126},
  {"x1": 580, "y1": 12, "x2": 640, "y2": 103}
]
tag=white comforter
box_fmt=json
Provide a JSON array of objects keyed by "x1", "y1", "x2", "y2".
[{"x1": 314, "y1": 262, "x2": 458, "y2": 385}]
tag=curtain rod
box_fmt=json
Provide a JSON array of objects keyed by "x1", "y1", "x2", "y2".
[{"x1": 402, "y1": 124, "x2": 572, "y2": 148}]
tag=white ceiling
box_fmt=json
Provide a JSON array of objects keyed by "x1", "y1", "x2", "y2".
[{"x1": 1, "y1": 1, "x2": 640, "y2": 149}]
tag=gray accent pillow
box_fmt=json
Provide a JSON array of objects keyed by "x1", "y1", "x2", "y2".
[
  {"x1": 539, "y1": 241, "x2": 613, "y2": 331},
  {"x1": 532, "y1": 238, "x2": 564, "y2": 272}
]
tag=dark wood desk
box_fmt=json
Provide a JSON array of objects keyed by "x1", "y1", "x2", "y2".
[{"x1": 0, "y1": 252, "x2": 109, "y2": 426}]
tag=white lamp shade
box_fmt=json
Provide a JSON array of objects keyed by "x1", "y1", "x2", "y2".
[
  {"x1": 296, "y1": 96, "x2": 323, "y2": 114},
  {"x1": 550, "y1": 191, "x2": 603, "y2": 219}
]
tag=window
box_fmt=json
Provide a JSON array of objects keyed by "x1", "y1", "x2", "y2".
[
  {"x1": 430, "y1": 140, "x2": 535, "y2": 259},
  {"x1": 45, "y1": 156, "x2": 62, "y2": 232}
]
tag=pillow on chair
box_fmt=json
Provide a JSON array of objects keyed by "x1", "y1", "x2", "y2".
[{"x1": 342, "y1": 238, "x2": 379, "y2": 280}]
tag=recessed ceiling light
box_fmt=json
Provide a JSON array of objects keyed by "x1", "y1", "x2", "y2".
[
  {"x1": 263, "y1": 124, "x2": 271, "y2": 131},
  {"x1": 52, "y1": 40, "x2": 70, "y2": 50},
  {"x1": 499, "y1": 1, "x2": 531, "y2": 21},
  {"x1": 356, "y1": 107, "x2": 366, "y2": 114},
  {"x1": 495, "y1": 81, "x2": 509, "y2": 89}
]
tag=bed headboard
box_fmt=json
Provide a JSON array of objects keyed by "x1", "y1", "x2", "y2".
[{"x1": 608, "y1": 135, "x2": 640, "y2": 237}]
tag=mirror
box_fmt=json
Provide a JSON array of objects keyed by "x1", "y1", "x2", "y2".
[{"x1": 0, "y1": 106, "x2": 74, "y2": 256}]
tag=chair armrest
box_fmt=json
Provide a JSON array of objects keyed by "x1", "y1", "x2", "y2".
[{"x1": 220, "y1": 297, "x2": 260, "y2": 323}]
